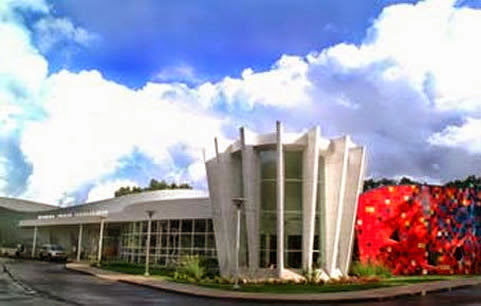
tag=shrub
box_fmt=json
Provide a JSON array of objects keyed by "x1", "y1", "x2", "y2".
[
  {"x1": 174, "y1": 255, "x2": 206, "y2": 282},
  {"x1": 302, "y1": 269, "x2": 327, "y2": 284},
  {"x1": 199, "y1": 257, "x2": 220, "y2": 278},
  {"x1": 351, "y1": 261, "x2": 392, "y2": 278}
]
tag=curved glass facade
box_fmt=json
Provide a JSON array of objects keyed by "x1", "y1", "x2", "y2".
[{"x1": 120, "y1": 218, "x2": 216, "y2": 265}]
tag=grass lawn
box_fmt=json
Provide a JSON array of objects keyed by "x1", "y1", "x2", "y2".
[
  {"x1": 98, "y1": 262, "x2": 476, "y2": 294},
  {"x1": 194, "y1": 275, "x2": 473, "y2": 294}
]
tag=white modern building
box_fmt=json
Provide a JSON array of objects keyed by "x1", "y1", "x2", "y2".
[{"x1": 1, "y1": 122, "x2": 366, "y2": 280}]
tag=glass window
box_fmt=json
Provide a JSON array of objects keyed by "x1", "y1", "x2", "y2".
[
  {"x1": 207, "y1": 219, "x2": 214, "y2": 232},
  {"x1": 181, "y1": 219, "x2": 193, "y2": 233},
  {"x1": 285, "y1": 181, "x2": 302, "y2": 211},
  {"x1": 259, "y1": 211, "x2": 276, "y2": 234},
  {"x1": 180, "y1": 234, "x2": 192, "y2": 249},
  {"x1": 207, "y1": 234, "x2": 216, "y2": 249},
  {"x1": 170, "y1": 220, "x2": 180, "y2": 231},
  {"x1": 286, "y1": 251, "x2": 302, "y2": 268},
  {"x1": 260, "y1": 150, "x2": 276, "y2": 179},
  {"x1": 195, "y1": 219, "x2": 206, "y2": 232},
  {"x1": 159, "y1": 221, "x2": 168, "y2": 233},
  {"x1": 260, "y1": 234, "x2": 266, "y2": 249},
  {"x1": 269, "y1": 251, "x2": 277, "y2": 266},
  {"x1": 284, "y1": 151, "x2": 302, "y2": 179},
  {"x1": 260, "y1": 250, "x2": 266, "y2": 267},
  {"x1": 193, "y1": 234, "x2": 205, "y2": 248},
  {"x1": 313, "y1": 234, "x2": 319, "y2": 250},
  {"x1": 287, "y1": 235, "x2": 302, "y2": 250},
  {"x1": 269, "y1": 235, "x2": 277, "y2": 250},
  {"x1": 261, "y1": 181, "x2": 277, "y2": 210},
  {"x1": 120, "y1": 219, "x2": 217, "y2": 267}
]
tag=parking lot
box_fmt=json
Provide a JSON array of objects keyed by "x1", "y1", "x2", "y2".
[{"x1": 2, "y1": 259, "x2": 481, "y2": 306}]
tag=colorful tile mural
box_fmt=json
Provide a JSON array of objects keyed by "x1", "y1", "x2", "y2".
[{"x1": 356, "y1": 185, "x2": 481, "y2": 275}]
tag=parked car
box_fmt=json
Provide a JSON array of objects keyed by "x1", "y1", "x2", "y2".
[
  {"x1": 0, "y1": 247, "x2": 17, "y2": 257},
  {"x1": 38, "y1": 244, "x2": 67, "y2": 261}
]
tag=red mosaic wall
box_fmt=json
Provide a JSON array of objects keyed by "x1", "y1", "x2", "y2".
[{"x1": 356, "y1": 185, "x2": 481, "y2": 275}]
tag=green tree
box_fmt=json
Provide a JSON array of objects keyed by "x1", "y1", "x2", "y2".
[{"x1": 114, "y1": 179, "x2": 193, "y2": 197}]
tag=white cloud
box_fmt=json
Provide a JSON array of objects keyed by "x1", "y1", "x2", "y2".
[
  {"x1": 154, "y1": 64, "x2": 203, "y2": 84},
  {"x1": 428, "y1": 118, "x2": 481, "y2": 154},
  {"x1": 0, "y1": 0, "x2": 49, "y2": 16},
  {"x1": 0, "y1": 20, "x2": 48, "y2": 98},
  {"x1": 0, "y1": 104, "x2": 23, "y2": 134},
  {"x1": 311, "y1": 0, "x2": 481, "y2": 114},
  {"x1": 4, "y1": 0, "x2": 481, "y2": 204},
  {"x1": 19, "y1": 69, "x2": 228, "y2": 204},
  {"x1": 218, "y1": 55, "x2": 311, "y2": 109},
  {"x1": 34, "y1": 17, "x2": 99, "y2": 53},
  {"x1": 87, "y1": 179, "x2": 139, "y2": 202},
  {"x1": 0, "y1": 157, "x2": 7, "y2": 192},
  {"x1": 187, "y1": 160, "x2": 207, "y2": 184}
]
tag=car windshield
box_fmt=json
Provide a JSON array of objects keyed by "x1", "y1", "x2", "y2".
[{"x1": 50, "y1": 245, "x2": 64, "y2": 251}]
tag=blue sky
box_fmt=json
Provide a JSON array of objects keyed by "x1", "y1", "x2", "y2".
[
  {"x1": 47, "y1": 0, "x2": 419, "y2": 88},
  {"x1": 2, "y1": 0, "x2": 481, "y2": 205}
]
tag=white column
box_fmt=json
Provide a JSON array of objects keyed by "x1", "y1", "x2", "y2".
[
  {"x1": 240, "y1": 127, "x2": 260, "y2": 271},
  {"x1": 77, "y1": 224, "x2": 83, "y2": 261},
  {"x1": 276, "y1": 121, "x2": 285, "y2": 278},
  {"x1": 31, "y1": 226, "x2": 38, "y2": 258},
  {"x1": 323, "y1": 136, "x2": 349, "y2": 277},
  {"x1": 145, "y1": 211, "x2": 154, "y2": 276},
  {"x1": 97, "y1": 218, "x2": 105, "y2": 264},
  {"x1": 302, "y1": 126, "x2": 320, "y2": 273},
  {"x1": 234, "y1": 204, "x2": 241, "y2": 289},
  {"x1": 338, "y1": 147, "x2": 367, "y2": 275}
]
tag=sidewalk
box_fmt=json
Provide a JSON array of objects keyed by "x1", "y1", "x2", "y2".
[{"x1": 66, "y1": 262, "x2": 481, "y2": 303}]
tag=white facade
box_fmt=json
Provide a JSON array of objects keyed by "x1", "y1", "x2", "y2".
[
  {"x1": 5, "y1": 122, "x2": 366, "y2": 280},
  {"x1": 206, "y1": 122, "x2": 366, "y2": 279}
]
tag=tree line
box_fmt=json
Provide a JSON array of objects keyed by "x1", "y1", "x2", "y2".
[
  {"x1": 363, "y1": 175, "x2": 481, "y2": 192},
  {"x1": 114, "y1": 179, "x2": 192, "y2": 197}
]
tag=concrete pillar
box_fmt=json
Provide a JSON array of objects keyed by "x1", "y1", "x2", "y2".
[
  {"x1": 240, "y1": 127, "x2": 260, "y2": 271},
  {"x1": 205, "y1": 149, "x2": 237, "y2": 276},
  {"x1": 322, "y1": 136, "x2": 349, "y2": 277},
  {"x1": 234, "y1": 204, "x2": 241, "y2": 288},
  {"x1": 276, "y1": 121, "x2": 285, "y2": 278},
  {"x1": 338, "y1": 147, "x2": 366, "y2": 275},
  {"x1": 331, "y1": 137, "x2": 350, "y2": 276},
  {"x1": 130, "y1": 222, "x2": 135, "y2": 263},
  {"x1": 145, "y1": 211, "x2": 154, "y2": 276},
  {"x1": 31, "y1": 226, "x2": 38, "y2": 258},
  {"x1": 77, "y1": 224, "x2": 83, "y2": 261},
  {"x1": 302, "y1": 126, "x2": 320, "y2": 272},
  {"x1": 97, "y1": 218, "x2": 105, "y2": 264}
]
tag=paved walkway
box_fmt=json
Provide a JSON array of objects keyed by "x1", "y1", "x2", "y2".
[{"x1": 66, "y1": 263, "x2": 481, "y2": 303}]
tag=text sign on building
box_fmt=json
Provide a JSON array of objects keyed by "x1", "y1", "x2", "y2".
[{"x1": 37, "y1": 210, "x2": 108, "y2": 220}]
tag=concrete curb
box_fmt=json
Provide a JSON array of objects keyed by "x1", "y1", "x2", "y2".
[
  {"x1": 65, "y1": 263, "x2": 481, "y2": 303},
  {"x1": 1, "y1": 261, "x2": 37, "y2": 295}
]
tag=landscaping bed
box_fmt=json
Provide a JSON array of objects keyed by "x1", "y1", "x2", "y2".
[{"x1": 98, "y1": 261, "x2": 475, "y2": 294}]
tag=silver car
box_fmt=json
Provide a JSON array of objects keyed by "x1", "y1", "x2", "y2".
[{"x1": 38, "y1": 244, "x2": 67, "y2": 261}]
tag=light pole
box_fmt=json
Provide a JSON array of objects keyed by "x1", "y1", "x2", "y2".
[
  {"x1": 144, "y1": 210, "x2": 155, "y2": 276},
  {"x1": 97, "y1": 216, "x2": 105, "y2": 266},
  {"x1": 232, "y1": 197, "x2": 245, "y2": 290}
]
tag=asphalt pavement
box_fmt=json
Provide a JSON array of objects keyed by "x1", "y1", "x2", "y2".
[{"x1": 2, "y1": 259, "x2": 481, "y2": 306}]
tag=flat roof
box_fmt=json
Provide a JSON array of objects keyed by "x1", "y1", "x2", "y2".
[{"x1": 18, "y1": 190, "x2": 212, "y2": 227}]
